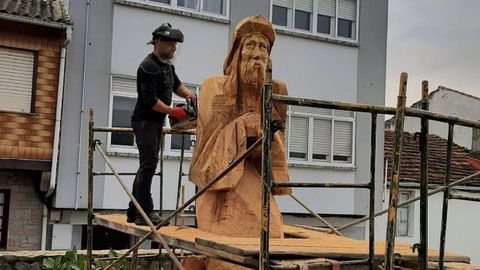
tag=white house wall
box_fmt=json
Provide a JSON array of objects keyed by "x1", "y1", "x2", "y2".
[
  {"x1": 271, "y1": 35, "x2": 358, "y2": 102},
  {"x1": 111, "y1": 4, "x2": 229, "y2": 81},
  {"x1": 400, "y1": 88, "x2": 480, "y2": 149},
  {"x1": 377, "y1": 189, "x2": 480, "y2": 265}
]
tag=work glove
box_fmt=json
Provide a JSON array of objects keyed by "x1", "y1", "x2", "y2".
[{"x1": 170, "y1": 107, "x2": 188, "y2": 121}]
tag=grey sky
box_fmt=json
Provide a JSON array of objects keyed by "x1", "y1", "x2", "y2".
[{"x1": 386, "y1": 0, "x2": 480, "y2": 107}]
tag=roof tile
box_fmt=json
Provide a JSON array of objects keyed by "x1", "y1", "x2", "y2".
[
  {"x1": 384, "y1": 130, "x2": 480, "y2": 186},
  {"x1": 0, "y1": 0, "x2": 70, "y2": 23}
]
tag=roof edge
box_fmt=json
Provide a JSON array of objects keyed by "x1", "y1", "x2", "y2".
[{"x1": 0, "y1": 12, "x2": 72, "y2": 29}]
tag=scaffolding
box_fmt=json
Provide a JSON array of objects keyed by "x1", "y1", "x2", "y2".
[{"x1": 86, "y1": 72, "x2": 480, "y2": 270}]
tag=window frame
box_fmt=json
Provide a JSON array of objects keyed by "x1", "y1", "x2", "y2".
[
  {"x1": 130, "y1": 0, "x2": 230, "y2": 19},
  {"x1": 396, "y1": 190, "x2": 414, "y2": 238},
  {"x1": 269, "y1": 0, "x2": 360, "y2": 42},
  {"x1": 107, "y1": 74, "x2": 199, "y2": 157},
  {"x1": 0, "y1": 189, "x2": 11, "y2": 249},
  {"x1": 0, "y1": 46, "x2": 37, "y2": 114},
  {"x1": 285, "y1": 105, "x2": 356, "y2": 168}
]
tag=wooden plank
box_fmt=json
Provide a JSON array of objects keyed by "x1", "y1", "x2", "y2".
[
  {"x1": 194, "y1": 243, "x2": 258, "y2": 268},
  {"x1": 194, "y1": 237, "x2": 470, "y2": 263},
  {"x1": 94, "y1": 214, "x2": 471, "y2": 264},
  {"x1": 428, "y1": 262, "x2": 480, "y2": 270}
]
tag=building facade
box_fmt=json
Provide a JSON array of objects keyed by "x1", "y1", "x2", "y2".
[
  {"x1": 0, "y1": 0, "x2": 71, "y2": 250},
  {"x1": 380, "y1": 130, "x2": 480, "y2": 264},
  {"x1": 386, "y1": 86, "x2": 480, "y2": 149},
  {"x1": 52, "y1": 0, "x2": 388, "y2": 249}
]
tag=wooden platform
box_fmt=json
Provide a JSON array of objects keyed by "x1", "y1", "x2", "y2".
[{"x1": 94, "y1": 214, "x2": 475, "y2": 269}]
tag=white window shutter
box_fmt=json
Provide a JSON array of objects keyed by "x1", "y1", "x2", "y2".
[
  {"x1": 295, "y1": 0, "x2": 313, "y2": 12},
  {"x1": 274, "y1": 0, "x2": 293, "y2": 9},
  {"x1": 0, "y1": 48, "x2": 35, "y2": 113},
  {"x1": 334, "y1": 109, "x2": 354, "y2": 118},
  {"x1": 291, "y1": 105, "x2": 331, "y2": 116},
  {"x1": 338, "y1": 0, "x2": 356, "y2": 21},
  {"x1": 313, "y1": 118, "x2": 332, "y2": 161},
  {"x1": 317, "y1": 0, "x2": 335, "y2": 17},
  {"x1": 333, "y1": 120, "x2": 352, "y2": 159},
  {"x1": 112, "y1": 76, "x2": 137, "y2": 94},
  {"x1": 289, "y1": 116, "x2": 309, "y2": 159}
]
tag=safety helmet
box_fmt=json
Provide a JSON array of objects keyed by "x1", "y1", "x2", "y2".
[{"x1": 147, "y1": 23, "x2": 184, "y2": 44}]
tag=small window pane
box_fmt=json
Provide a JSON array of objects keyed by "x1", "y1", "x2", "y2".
[
  {"x1": 203, "y1": 0, "x2": 224, "y2": 14},
  {"x1": 0, "y1": 206, "x2": 3, "y2": 216},
  {"x1": 317, "y1": 14, "x2": 331, "y2": 34},
  {"x1": 112, "y1": 96, "x2": 136, "y2": 146},
  {"x1": 0, "y1": 193, "x2": 3, "y2": 204},
  {"x1": 338, "y1": 18, "x2": 353, "y2": 38},
  {"x1": 396, "y1": 192, "x2": 411, "y2": 237},
  {"x1": 150, "y1": 0, "x2": 170, "y2": 4},
  {"x1": 178, "y1": 0, "x2": 197, "y2": 9},
  {"x1": 272, "y1": 5, "x2": 288, "y2": 27},
  {"x1": 294, "y1": 10, "x2": 311, "y2": 31},
  {"x1": 289, "y1": 116, "x2": 309, "y2": 160}
]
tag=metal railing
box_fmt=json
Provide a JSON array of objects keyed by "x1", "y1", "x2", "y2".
[
  {"x1": 86, "y1": 72, "x2": 480, "y2": 270},
  {"x1": 260, "y1": 72, "x2": 480, "y2": 270}
]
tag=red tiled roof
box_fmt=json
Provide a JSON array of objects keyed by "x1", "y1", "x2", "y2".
[
  {"x1": 0, "y1": 0, "x2": 70, "y2": 23},
  {"x1": 384, "y1": 130, "x2": 480, "y2": 186}
]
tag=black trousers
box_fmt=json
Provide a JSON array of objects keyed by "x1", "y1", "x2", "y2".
[{"x1": 127, "y1": 120, "x2": 163, "y2": 218}]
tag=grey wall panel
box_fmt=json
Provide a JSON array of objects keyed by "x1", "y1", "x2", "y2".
[
  {"x1": 354, "y1": 0, "x2": 388, "y2": 216},
  {"x1": 55, "y1": 0, "x2": 114, "y2": 208}
]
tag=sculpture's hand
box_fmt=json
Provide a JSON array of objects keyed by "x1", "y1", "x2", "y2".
[{"x1": 236, "y1": 113, "x2": 262, "y2": 138}]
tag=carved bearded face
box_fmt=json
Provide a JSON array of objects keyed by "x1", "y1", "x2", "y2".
[{"x1": 239, "y1": 33, "x2": 269, "y2": 88}]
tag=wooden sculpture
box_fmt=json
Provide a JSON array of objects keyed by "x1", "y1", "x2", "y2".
[{"x1": 188, "y1": 16, "x2": 291, "y2": 269}]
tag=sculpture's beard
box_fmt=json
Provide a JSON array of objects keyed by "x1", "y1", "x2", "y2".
[{"x1": 239, "y1": 59, "x2": 267, "y2": 88}]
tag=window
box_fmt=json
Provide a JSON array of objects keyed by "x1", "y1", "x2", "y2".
[
  {"x1": 396, "y1": 191, "x2": 413, "y2": 237},
  {"x1": 110, "y1": 76, "x2": 137, "y2": 149},
  {"x1": 0, "y1": 190, "x2": 10, "y2": 249},
  {"x1": 272, "y1": 5, "x2": 288, "y2": 26},
  {"x1": 142, "y1": 0, "x2": 228, "y2": 17},
  {"x1": 0, "y1": 47, "x2": 36, "y2": 113},
  {"x1": 285, "y1": 106, "x2": 355, "y2": 165},
  {"x1": 109, "y1": 75, "x2": 198, "y2": 155},
  {"x1": 317, "y1": 14, "x2": 331, "y2": 34},
  {"x1": 271, "y1": 0, "x2": 358, "y2": 40}
]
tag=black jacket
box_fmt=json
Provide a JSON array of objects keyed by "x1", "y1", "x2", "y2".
[{"x1": 132, "y1": 53, "x2": 181, "y2": 124}]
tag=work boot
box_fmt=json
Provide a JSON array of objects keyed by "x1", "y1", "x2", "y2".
[
  {"x1": 126, "y1": 208, "x2": 136, "y2": 223},
  {"x1": 134, "y1": 212, "x2": 170, "y2": 226}
]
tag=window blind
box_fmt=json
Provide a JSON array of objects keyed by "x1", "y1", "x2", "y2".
[
  {"x1": 318, "y1": 0, "x2": 335, "y2": 17},
  {"x1": 338, "y1": 0, "x2": 356, "y2": 20},
  {"x1": 296, "y1": 0, "x2": 313, "y2": 12},
  {"x1": 333, "y1": 120, "x2": 352, "y2": 158},
  {"x1": 274, "y1": 0, "x2": 293, "y2": 9},
  {"x1": 0, "y1": 48, "x2": 35, "y2": 113},
  {"x1": 313, "y1": 118, "x2": 332, "y2": 161},
  {"x1": 289, "y1": 116, "x2": 309, "y2": 159},
  {"x1": 112, "y1": 76, "x2": 137, "y2": 94}
]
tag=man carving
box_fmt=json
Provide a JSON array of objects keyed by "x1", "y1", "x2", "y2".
[{"x1": 188, "y1": 16, "x2": 291, "y2": 269}]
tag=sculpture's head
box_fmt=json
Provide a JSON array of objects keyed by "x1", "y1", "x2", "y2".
[{"x1": 223, "y1": 16, "x2": 275, "y2": 96}]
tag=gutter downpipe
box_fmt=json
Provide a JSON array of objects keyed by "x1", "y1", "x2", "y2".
[
  {"x1": 43, "y1": 25, "x2": 73, "y2": 250},
  {"x1": 75, "y1": 0, "x2": 91, "y2": 210}
]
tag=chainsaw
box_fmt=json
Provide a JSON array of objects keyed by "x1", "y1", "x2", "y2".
[{"x1": 169, "y1": 97, "x2": 197, "y2": 131}]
